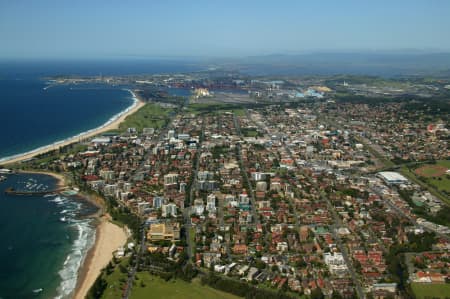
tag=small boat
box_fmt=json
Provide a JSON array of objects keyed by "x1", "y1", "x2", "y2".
[
  {"x1": 60, "y1": 217, "x2": 67, "y2": 222},
  {"x1": 32, "y1": 288, "x2": 43, "y2": 293}
]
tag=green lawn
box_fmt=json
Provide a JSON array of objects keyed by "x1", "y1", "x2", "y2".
[
  {"x1": 241, "y1": 128, "x2": 259, "y2": 137},
  {"x1": 118, "y1": 103, "x2": 172, "y2": 133},
  {"x1": 130, "y1": 273, "x2": 241, "y2": 299},
  {"x1": 185, "y1": 103, "x2": 246, "y2": 117},
  {"x1": 231, "y1": 108, "x2": 246, "y2": 117},
  {"x1": 401, "y1": 161, "x2": 450, "y2": 204},
  {"x1": 427, "y1": 175, "x2": 450, "y2": 193},
  {"x1": 437, "y1": 160, "x2": 450, "y2": 168},
  {"x1": 411, "y1": 283, "x2": 450, "y2": 299},
  {"x1": 101, "y1": 258, "x2": 130, "y2": 299},
  {"x1": 427, "y1": 160, "x2": 450, "y2": 193}
]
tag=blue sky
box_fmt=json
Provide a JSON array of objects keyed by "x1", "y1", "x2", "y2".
[{"x1": 1, "y1": 0, "x2": 449, "y2": 59}]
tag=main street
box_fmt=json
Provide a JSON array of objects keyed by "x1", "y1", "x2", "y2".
[
  {"x1": 185, "y1": 118, "x2": 205, "y2": 261},
  {"x1": 122, "y1": 108, "x2": 178, "y2": 299},
  {"x1": 233, "y1": 113, "x2": 260, "y2": 227}
]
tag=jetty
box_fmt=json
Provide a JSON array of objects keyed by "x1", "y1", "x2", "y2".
[{"x1": 4, "y1": 187, "x2": 67, "y2": 196}]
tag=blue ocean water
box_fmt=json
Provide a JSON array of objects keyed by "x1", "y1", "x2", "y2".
[
  {"x1": 0, "y1": 173, "x2": 98, "y2": 299},
  {"x1": 0, "y1": 79, "x2": 134, "y2": 160},
  {"x1": 0, "y1": 60, "x2": 201, "y2": 298}
]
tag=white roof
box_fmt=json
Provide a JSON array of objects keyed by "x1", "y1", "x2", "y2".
[
  {"x1": 91, "y1": 137, "x2": 111, "y2": 143},
  {"x1": 378, "y1": 171, "x2": 409, "y2": 183}
]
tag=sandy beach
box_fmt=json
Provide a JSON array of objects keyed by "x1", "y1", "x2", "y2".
[
  {"x1": 73, "y1": 217, "x2": 128, "y2": 299},
  {"x1": 1, "y1": 90, "x2": 145, "y2": 166},
  {"x1": 17, "y1": 170, "x2": 67, "y2": 188}
]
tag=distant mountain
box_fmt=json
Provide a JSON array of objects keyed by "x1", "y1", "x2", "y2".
[{"x1": 218, "y1": 52, "x2": 450, "y2": 77}]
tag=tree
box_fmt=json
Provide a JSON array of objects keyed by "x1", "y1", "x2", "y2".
[
  {"x1": 86, "y1": 276, "x2": 107, "y2": 299},
  {"x1": 310, "y1": 288, "x2": 324, "y2": 299},
  {"x1": 331, "y1": 291, "x2": 344, "y2": 299}
]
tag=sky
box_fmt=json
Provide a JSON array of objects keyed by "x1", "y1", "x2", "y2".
[{"x1": 1, "y1": 0, "x2": 450, "y2": 59}]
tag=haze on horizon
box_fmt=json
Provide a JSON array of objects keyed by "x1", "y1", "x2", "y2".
[{"x1": 1, "y1": 0, "x2": 450, "y2": 60}]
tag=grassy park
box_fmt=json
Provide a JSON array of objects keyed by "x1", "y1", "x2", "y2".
[
  {"x1": 130, "y1": 274, "x2": 241, "y2": 299},
  {"x1": 401, "y1": 160, "x2": 450, "y2": 204},
  {"x1": 118, "y1": 103, "x2": 172, "y2": 133},
  {"x1": 413, "y1": 160, "x2": 450, "y2": 193},
  {"x1": 411, "y1": 283, "x2": 450, "y2": 299},
  {"x1": 185, "y1": 103, "x2": 245, "y2": 117}
]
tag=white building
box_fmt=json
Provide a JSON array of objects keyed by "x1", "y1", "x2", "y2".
[
  {"x1": 378, "y1": 171, "x2": 409, "y2": 185},
  {"x1": 323, "y1": 252, "x2": 348, "y2": 276},
  {"x1": 162, "y1": 203, "x2": 177, "y2": 217},
  {"x1": 164, "y1": 173, "x2": 179, "y2": 186},
  {"x1": 206, "y1": 194, "x2": 216, "y2": 213},
  {"x1": 193, "y1": 198, "x2": 205, "y2": 215},
  {"x1": 153, "y1": 196, "x2": 165, "y2": 208}
]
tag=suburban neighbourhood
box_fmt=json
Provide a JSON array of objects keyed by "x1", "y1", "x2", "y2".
[{"x1": 3, "y1": 74, "x2": 449, "y2": 299}]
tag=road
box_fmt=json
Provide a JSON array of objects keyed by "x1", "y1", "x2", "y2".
[
  {"x1": 370, "y1": 187, "x2": 450, "y2": 241},
  {"x1": 123, "y1": 224, "x2": 146, "y2": 299},
  {"x1": 325, "y1": 197, "x2": 366, "y2": 299},
  {"x1": 233, "y1": 113, "x2": 260, "y2": 227},
  {"x1": 184, "y1": 119, "x2": 205, "y2": 261},
  {"x1": 122, "y1": 111, "x2": 178, "y2": 299}
]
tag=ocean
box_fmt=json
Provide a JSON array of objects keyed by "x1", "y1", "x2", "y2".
[
  {"x1": 0, "y1": 79, "x2": 134, "y2": 161},
  {"x1": 0, "y1": 60, "x2": 204, "y2": 298},
  {"x1": 0, "y1": 173, "x2": 98, "y2": 299},
  {"x1": 0, "y1": 59, "x2": 206, "y2": 160},
  {"x1": 0, "y1": 77, "x2": 119, "y2": 298},
  {"x1": 0, "y1": 60, "x2": 181, "y2": 299}
]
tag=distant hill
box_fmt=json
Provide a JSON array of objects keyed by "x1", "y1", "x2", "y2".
[{"x1": 218, "y1": 52, "x2": 450, "y2": 77}]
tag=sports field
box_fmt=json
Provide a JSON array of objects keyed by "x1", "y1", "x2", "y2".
[
  {"x1": 413, "y1": 160, "x2": 450, "y2": 193},
  {"x1": 411, "y1": 282, "x2": 450, "y2": 299}
]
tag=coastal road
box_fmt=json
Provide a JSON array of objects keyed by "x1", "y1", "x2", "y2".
[{"x1": 122, "y1": 224, "x2": 146, "y2": 299}]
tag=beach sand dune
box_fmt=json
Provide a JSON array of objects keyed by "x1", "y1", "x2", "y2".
[{"x1": 73, "y1": 218, "x2": 128, "y2": 299}]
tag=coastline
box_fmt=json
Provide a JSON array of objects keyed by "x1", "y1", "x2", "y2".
[
  {"x1": 1, "y1": 88, "x2": 143, "y2": 298},
  {"x1": 72, "y1": 216, "x2": 128, "y2": 299},
  {"x1": 16, "y1": 169, "x2": 67, "y2": 188},
  {"x1": 0, "y1": 89, "x2": 145, "y2": 166}
]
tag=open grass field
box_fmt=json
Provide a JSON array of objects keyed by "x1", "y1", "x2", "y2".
[
  {"x1": 118, "y1": 103, "x2": 172, "y2": 133},
  {"x1": 186, "y1": 103, "x2": 245, "y2": 117},
  {"x1": 130, "y1": 273, "x2": 241, "y2": 299},
  {"x1": 413, "y1": 160, "x2": 450, "y2": 193},
  {"x1": 415, "y1": 163, "x2": 449, "y2": 178},
  {"x1": 411, "y1": 282, "x2": 450, "y2": 299},
  {"x1": 101, "y1": 258, "x2": 130, "y2": 299},
  {"x1": 401, "y1": 160, "x2": 450, "y2": 204}
]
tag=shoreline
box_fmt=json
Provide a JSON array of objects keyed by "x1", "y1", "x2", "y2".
[
  {"x1": 16, "y1": 170, "x2": 67, "y2": 188},
  {"x1": 0, "y1": 89, "x2": 145, "y2": 166},
  {"x1": 1, "y1": 86, "x2": 143, "y2": 297},
  {"x1": 72, "y1": 215, "x2": 128, "y2": 299}
]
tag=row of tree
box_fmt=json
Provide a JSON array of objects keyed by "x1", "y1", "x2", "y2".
[{"x1": 201, "y1": 272, "x2": 298, "y2": 299}]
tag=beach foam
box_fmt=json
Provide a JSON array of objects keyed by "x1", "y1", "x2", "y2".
[
  {"x1": 55, "y1": 220, "x2": 95, "y2": 299},
  {"x1": 0, "y1": 89, "x2": 139, "y2": 164},
  {"x1": 49, "y1": 196, "x2": 96, "y2": 299}
]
